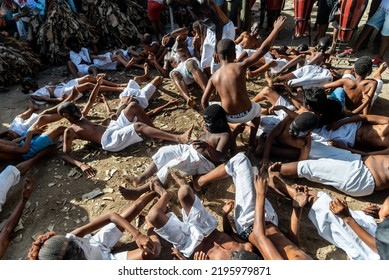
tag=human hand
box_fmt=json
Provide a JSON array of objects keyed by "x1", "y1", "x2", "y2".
[
  {"x1": 191, "y1": 139, "x2": 209, "y2": 151},
  {"x1": 171, "y1": 247, "x2": 186, "y2": 260},
  {"x1": 79, "y1": 163, "x2": 97, "y2": 179},
  {"x1": 362, "y1": 204, "x2": 381, "y2": 219},
  {"x1": 135, "y1": 234, "x2": 155, "y2": 255},
  {"x1": 222, "y1": 200, "x2": 234, "y2": 215},
  {"x1": 193, "y1": 251, "x2": 209, "y2": 260},
  {"x1": 147, "y1": 52, "x2": 157, "y2": 63},
  {"x1": 329, "y1": 198, "x2": 351, "y2": 219},
  {"x1": 30, "y1": 125, "x2": 47, "y2": 135},
  {"x1": 269, "y1": 105, "x2": 284, "y2": 114},
  {"x1": 273, "y1": 16, "x2": 286, "y2": 30},
  {"x1": 22, "y1": 178, "x2": 33, "y2": 202}
]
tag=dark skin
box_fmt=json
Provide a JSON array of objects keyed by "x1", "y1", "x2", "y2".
[
  {"x1": 201, "y1": 17, "x2": 286, "y2": 114},
  {"x1": 146, "y1": 171, "x2": 253, "y2": 260}
]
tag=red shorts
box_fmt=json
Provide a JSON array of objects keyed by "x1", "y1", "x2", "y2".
[{"x1": 148, "y1": 1, "x2": 164, "y2": 22}]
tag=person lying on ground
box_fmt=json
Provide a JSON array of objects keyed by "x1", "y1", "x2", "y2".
[
  {"x1": 27, "y1": 191, "x2": 160, "y2": 260},
  {"x1": 267, "y1": 166, "x2": 389, "y2": 260},
  {"x1": 193, "y1": 153, "x2": 313, "y2": 260},
  {"x1": 119, "y1": 104, "x2": 240, "y2": 199}
]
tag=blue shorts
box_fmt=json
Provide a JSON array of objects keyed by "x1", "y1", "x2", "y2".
[
  {"x1": 367, "y1": 8, "x2": 389, "y2": 36},
  {"x1": 329, "y1": 87, "x2": 346, "y2": 109},
  {"x1": 22, "y1": 134, "x2": 53, "y2": 160}
]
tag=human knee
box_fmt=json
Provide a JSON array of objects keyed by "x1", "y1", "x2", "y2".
[
  {"x1": 146, "y1": 208, "x2": 162, "y2": 227},
  {"x1": 177, "y1": 184, "x2": 193, "y2": 203}
]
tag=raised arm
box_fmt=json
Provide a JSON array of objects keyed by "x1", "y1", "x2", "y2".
[
  {"x1": 81, "y1": 75, "x2": 104, "y2": 118},
  {"x1": 241, "y1": 16, "x2": 286, "y2": 68},
  {"x1": 252, "y1": 173, "x2": 284, "y2": 259}
]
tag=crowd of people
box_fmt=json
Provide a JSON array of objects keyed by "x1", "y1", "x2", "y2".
[{"x1": 1, "y1": 0, "x2": 389, "y2": 261}]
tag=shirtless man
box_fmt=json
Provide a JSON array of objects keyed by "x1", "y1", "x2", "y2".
[
  {"x1": 119, "y1": 104, "x2": 238, "y2": 197},
  {"x1": 267, "y1": 170, "x2": 387, "y2": 260},
  {"x1": 201, "y1": 16, "x2": 286, "y2": 148},
  {"x1": 323, "y1": 113, "x2": 389, "y2": 154},
  {"x1": 58, "y1": 102, "x2": 193, "y2": 178},
  {"x1": 234, "y1": 21, "x2": 261, "y2": 50},
  {"x1": 192, "y1": 153, "x2": 313, "y2": 259},
  {"x1": 145, "y1": 171, "x2": 256, "y2": 260},
  {"x1": 269, "y1": 152, "x2": 389, "y2": 197},
  {"x1": 324, "y1": 57, "x2": 386, "y2": 115}
]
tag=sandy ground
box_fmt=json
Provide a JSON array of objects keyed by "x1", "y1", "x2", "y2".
[{"x1": 1, "y1": 0, "x2": 389, "y2": 260}]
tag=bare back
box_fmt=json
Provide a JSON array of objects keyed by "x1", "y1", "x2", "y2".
[
  {"x1": 211, "y1": 63, "x2": 252, "y2": 114},
  {"x1": 343, "y1": 78, "x2": 376, "y2": 110}
]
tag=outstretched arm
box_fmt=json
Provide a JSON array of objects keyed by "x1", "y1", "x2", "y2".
[
  {"x1": 330, "y1": 198, "x2": 378, "y2": 254},
  {"x1": 241, "y1": 16, "x2": 286, "y2": 68},
  {"x1": 262, "y1": 117, "x2": 289, "y2": 163},
  {"x1": 61, "y1": 127, "x2": 96, "y2": 178},
  {"x1": 81, "y1": 75, "x2": 104, "y2": 118},
  {"x1": 71, "y1": 213, "x2": 155, "y2": 254}
]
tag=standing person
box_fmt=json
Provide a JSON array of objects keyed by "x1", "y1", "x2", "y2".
[
  {"x1": 185, "y1": 0, "x2": 236, "y2": 74},
  {"x1": 201, "y1": 16, "x2": 286, "y2": 149},
  {"x1": 337, "y1": 0, "x2": 389, "y2": 66},
  {"x1": 147, "y1": 0, "x2": 165, "y2": 42}
]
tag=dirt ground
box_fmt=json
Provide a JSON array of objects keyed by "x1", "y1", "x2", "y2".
[{"x1": 2, "y1": 0, "x2": 389, "y2": 260}]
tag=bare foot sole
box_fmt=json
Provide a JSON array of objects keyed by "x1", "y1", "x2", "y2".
[
  {"x1": 123, "y1": 175, "x2": 143, "y2": 188},
  {"x1": 264, "y1": 71, "x2": 274, "y2": 88},
  {"x1": 292, "y1": 191, "x2": 308, "y2": 208},
  {"x1": 178, "y1": 124, "x2": 194, "y2": 144},
  {"x1": 267, "y1": 162, "x2": 287, "y2": 197},
  {"x1": 119, "y1": 186, "x2": 142, "y2": 200},
  {"x1": 378, "y1": 62, "x2": 387, "y2": 73}
]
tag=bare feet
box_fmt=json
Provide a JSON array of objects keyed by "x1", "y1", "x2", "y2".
[
  {"x1": 123, "y1": 175, "x2": 143, "y2": 188},
  {"x1": 376, "y1": 62, "x2": 387, "y2": 77},
  {"x1": 292, "y1": 191, "x2": 308, "y2": 208},
  {"x1": 150, "y1": 179, "x2": 169, "y2": 198},
  {"x1": 267, "y1": 162, "x2": 288, "y2": 197},
  {"x1": 177, "y1": 124, "x2": 194, "y2": 144},
  {"x1": 264, "y1": 71, "x2": 274, "y2": 88},
  {"x1": 22, "y1": 178, "x2": 33, "y2": 201},
  {"x1": 28, "y1": 99, "x2": 39, "y2": 111},
  {"x1": 119, "y1": 182, "x2": 150, "y2": 200}
]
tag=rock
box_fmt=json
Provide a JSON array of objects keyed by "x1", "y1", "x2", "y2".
[
  {"x1": 316, "y1": 245, "x2": 348, "y2": 260},
  {"x1": 82, "y1": 188, "x2": 103, "y2": 200}
]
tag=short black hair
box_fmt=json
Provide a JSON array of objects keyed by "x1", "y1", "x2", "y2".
[
  {"x1": 354, "y1": 56, "x2": 372, "y2": 77},
  {"x1": 292, "y1": 112, "x2": 319, "y2": 132},
  {"x1": 21, "y1": 77, "x2": 38, "y2": 94},
  {"x1": 57, "y1": 102, "x2": 82, "y2": 117},
  {"x1": 317, "y1": 37, "x2": 331, "y2": 53},
  {"x1": 303, "y1": 88, "x2": 328, "y2": 113},
  {"x1": 143, "y1": 33, "x2": 152, "y2": 45},
  {"x1": 65, "y1": 36, "x2": 80, "y2": 50},
  {"x1": 297, "y1": 43, "x2": 309, "y2": 52},
  {"x1": 203, "y1": 104, "x2": 229, "y2": 133},
  {"x1": 216, "y1": 39, "x2": 236, "y2": 61}
]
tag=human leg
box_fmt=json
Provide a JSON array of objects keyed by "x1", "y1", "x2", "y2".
[
  {"x1": 0, "y1": 178, "x2": 33, "y2": 258},
  {"x1": 134, "y1": 122, "x2": 193, "y2": 145},
  {"x1": 16, "y1": 100, "x2": 39, "y2": 120},
  {"x1": 170, "y1": 71, "x2": 197, "y2": 109}
]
